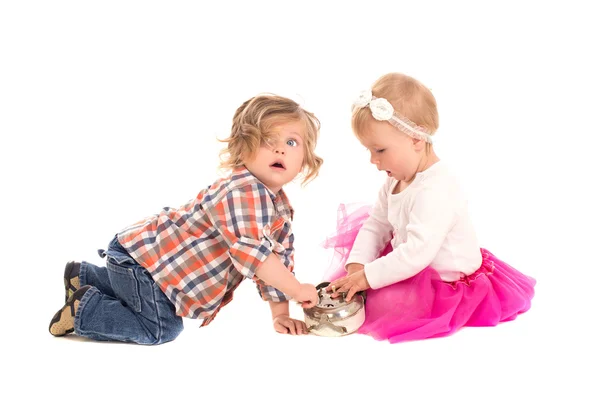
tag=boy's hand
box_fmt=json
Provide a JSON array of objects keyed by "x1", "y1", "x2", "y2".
[
  {"x1": 346, "y1": 263, "x2": 364, "y2": 276},
  {"x1": 292, "y1": 283, "x2": 318, "y2": 308},
  {"x1": 273, "y1": 315, "x2": 308, "y2": 335}
]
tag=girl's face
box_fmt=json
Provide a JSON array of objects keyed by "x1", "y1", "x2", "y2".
[{"x1": 359, "y1": 120, "x2": 424, "y2": 183}]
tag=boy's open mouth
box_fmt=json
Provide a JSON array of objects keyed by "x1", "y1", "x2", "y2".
[{"x1": 270, "y1": 162, "x2": 286, "y2": 170}]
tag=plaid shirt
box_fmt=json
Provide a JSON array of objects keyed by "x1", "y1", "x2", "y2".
[{"x1": 117, "y1": 166, "x2": 295, "y2": 326}]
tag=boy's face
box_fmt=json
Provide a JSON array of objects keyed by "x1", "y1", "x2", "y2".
[{"x1": 244, "y1": 119, "x2": 306, "y2": 193}]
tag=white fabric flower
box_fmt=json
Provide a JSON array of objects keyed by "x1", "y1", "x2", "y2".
[
  {"x1": 353, "y1": 90, "x2": 373, "y2": 108},
  {"x1": 369, "y1": 97, "x2": 394, "y2": 121}
]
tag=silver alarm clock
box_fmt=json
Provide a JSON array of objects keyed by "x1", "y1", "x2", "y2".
[{"x1": 304, "y1": 282, "x2": 366, "y2": 337}]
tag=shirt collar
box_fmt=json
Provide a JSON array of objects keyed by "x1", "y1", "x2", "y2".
[{"x1": 230, "y1": 166, "x2": 294, "y2": 221}]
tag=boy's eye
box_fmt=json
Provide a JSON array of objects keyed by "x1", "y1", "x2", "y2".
[
  {"x1": 287, "y1": 139, "x2": 298, "y2": 147},
  {"x1": 375, "y1": 149, "x2": 385, "y2": 153}
]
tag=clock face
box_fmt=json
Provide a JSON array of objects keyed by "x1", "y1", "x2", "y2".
[{"x1": 317, "y1": 288, "x2": 346, "y2": 309}]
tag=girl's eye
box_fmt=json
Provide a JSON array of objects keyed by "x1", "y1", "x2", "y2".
[
  {"x1": 287, "y1": 139, "x2": 298, "y2": 147},
  {"x1": 376, "y1": 149, "x2": 385, "y2": 154}
]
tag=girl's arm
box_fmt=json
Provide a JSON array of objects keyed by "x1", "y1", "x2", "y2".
[
  {"x1": 363, "y1": 187, "x2": 457, "y2": 289},
  {"x1": 346, "y1": 178, "x2": 394, "y2": 268}
]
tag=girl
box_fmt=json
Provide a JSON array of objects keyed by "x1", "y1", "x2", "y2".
[
  {"x1": 49, "y1": 94, "x2": 323, "y2": 344},
  {"x1": 324, "y1": 73, "x2": 535, "y2": 344}
]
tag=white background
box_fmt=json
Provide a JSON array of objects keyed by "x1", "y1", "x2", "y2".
[{"x1": 1, "y1": 1, "x2": 599, "y2": 399}]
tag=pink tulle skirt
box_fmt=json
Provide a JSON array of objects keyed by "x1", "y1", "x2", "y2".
[{"x1": 322, "y1": 204, "x2": 536, "y2": 344}]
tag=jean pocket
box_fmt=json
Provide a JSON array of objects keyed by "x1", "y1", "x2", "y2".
[
  {"x1": 107, "y1": 260, "x2": 142, "y2": 313},
  {"x1": 106, "y1": 250, "x2": 137, "y2": 266}
]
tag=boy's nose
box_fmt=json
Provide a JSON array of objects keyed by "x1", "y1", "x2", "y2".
[{"x1": 274, "y1": 146, "x2": 285, "y2": 155}]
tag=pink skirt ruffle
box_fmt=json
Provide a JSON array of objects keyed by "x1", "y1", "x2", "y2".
[{"x1": 322, "y1": 204, "x2": 536, "y2": 343}]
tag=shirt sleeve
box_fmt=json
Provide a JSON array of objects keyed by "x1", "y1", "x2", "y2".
[
  {"x1": 254, "y1": 226, "x2": 295, "y2": 302},
  {"x1": 363, "y1": 186, "x2": 457, "y2": 289},
  {"x1": 346, "y1": 179, "x2": 394, "y2": 268},
  {"x1": 205, "y1": 185, "x2": 277, "y2": 280}
]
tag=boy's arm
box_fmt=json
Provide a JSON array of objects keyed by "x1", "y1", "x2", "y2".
[
  {"x1": 269, "y1": 300, "x2": 308, "y2": 335},
  {"x1": 255, "y1": 227, "x2": 295, "y2": 301},
  {"x1": 204, "y1": 185, "x2": 317, "y2": 306},
  {"x1": 254, "y1": 253, "x2": 317, "y2": 307},
  {"x1": 205, "y1": 186, "x2": 287, "y2": 281},
  {"x1": 254, "y1": 252, "x2": 300, "y2": 298},
  {"x1": 269, "y1": 299, "x2": 290, "y2": 319}
]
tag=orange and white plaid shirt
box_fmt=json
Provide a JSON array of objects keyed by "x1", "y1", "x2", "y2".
[{"x1": 117, "y1": 166, "x2": 294, "y2": 326}]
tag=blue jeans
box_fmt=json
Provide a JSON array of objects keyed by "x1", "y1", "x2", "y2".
[{"x1": 74, "y1": 236, "x2": 184, "y2": 345}]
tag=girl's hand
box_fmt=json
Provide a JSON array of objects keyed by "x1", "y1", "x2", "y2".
[
  {"x1": 327, "y1": 270, "x2": 370, "y2": 302},
  {"x1": 345, "y1": 263, "x2": 364, "y2": 276},
  {"x1": 273, "y1": 315, "x2": 308, "y2": 335}
]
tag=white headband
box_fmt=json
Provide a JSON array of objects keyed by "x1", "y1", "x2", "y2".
[{"x1": 353, "y1": 90, "x2": 433, "y2": 144}]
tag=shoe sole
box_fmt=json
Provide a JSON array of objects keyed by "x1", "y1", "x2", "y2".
[
  {"x1": 48, "y1": 304, "x2": 77, "y2": 336},
  {"x1": 48, "y1": 299, "x2": 81, "y2": 336},
  {"x1": 49, "y1": 285, "x2": 91, "y2": 337}
]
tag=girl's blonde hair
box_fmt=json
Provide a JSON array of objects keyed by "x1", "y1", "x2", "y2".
[
  {"x1": 219, "y1": 94, "x2": 323, "y2": 186},
  {"x1": 352, "y1": 73, "x2": 439, "y2": 150}
]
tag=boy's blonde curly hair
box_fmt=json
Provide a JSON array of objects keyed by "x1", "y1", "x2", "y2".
[{"x1": 219, "y1": 94, "x2": 323, "y2": 186}]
